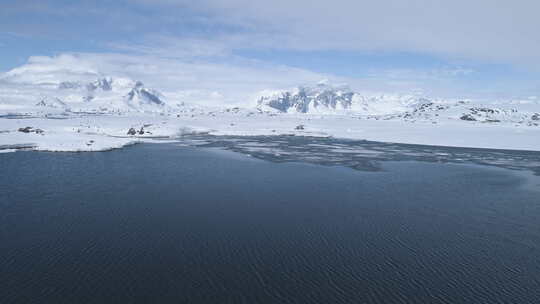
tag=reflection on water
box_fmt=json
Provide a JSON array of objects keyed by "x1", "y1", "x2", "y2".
[{"x1": 180, "y1": 135, "x2": 540, "y2": 175}]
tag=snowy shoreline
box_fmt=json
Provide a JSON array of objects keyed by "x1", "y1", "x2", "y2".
[{"x1": 1, "y1": 110, "x2": 540, "y2": 153}]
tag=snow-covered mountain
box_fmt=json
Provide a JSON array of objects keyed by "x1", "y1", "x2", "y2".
[
  {"x1": 256, "y1": 82, "x2": 540, "y2": 126},
  {"x1": 57, "y1": 77, "x2": 165, "y2": 111},
  {"x1": 1, "y1": 76, "x2": 167, "y2": 114},
  {"x1": 125, "y1": 81, "x2": 165, "y2": 108},
  {"x1": 257, "y1": 83, "x2": 355, "y2": 113},
  {"x1": 257, "y1": 83, "x2": 432, "y2": 115}
]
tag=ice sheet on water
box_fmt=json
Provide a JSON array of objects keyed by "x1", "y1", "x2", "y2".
[{"x1": 179, "y1": 135, "x2": 540, "y2": 175}]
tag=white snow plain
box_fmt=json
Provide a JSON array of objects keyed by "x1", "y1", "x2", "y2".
[{"x1": 1, "y1": 107, "x2": 540, "y2": 153}]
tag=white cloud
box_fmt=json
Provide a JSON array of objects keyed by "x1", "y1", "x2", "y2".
[
  {"x1": 3, "y1": 0, "x2": 540, "y2": 74},
  {"x1": 108, "y1": 36, "x2": 232, "y2": 58},
  {"x1": 6, "y1": 0, "x2": 540, "y2": 67},
  {"x1": 133, "y1": 0, "x2": 540, "y2": 68}
]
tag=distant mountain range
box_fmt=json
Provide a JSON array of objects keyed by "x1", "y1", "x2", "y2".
[
  {"x1": 256, "y1": 83, "x2": 540, "y2": 126},
  {"x1": 257, "y1": 83, "x2": 355, "y2": 113},
  {"x1": 257, "y1": 82, "x2": 431, "y2": 115},
  {"x1": 1, "y1": 70, "x2": 539, "y2": 128}
]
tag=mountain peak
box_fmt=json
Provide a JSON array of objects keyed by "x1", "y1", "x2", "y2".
[
  {"x1": 257, "y1": 83, "x2": 356, "y2": 113},
  {"x1": 125, "y1": 82, "x2": 164, "y2": 107}
]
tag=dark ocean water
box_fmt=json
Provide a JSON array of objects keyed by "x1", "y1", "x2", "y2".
[{"x1": 1, "y1": 140, "x2": 540, "y2": 303}]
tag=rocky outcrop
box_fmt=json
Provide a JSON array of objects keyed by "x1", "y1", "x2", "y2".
[
  {"x1": 125, "y1": 81, "x2": 164, "y2": 107},
  {"x1": 18, "y1": 127, "x2": 44, "y2": 134},
  {"x1": 460, "y1": 114, "x2": 477, "y2": 121}
]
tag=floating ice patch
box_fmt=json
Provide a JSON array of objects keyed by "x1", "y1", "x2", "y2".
[{"x1": 178, "y1": 135, "x2": 540, "y2": 175}]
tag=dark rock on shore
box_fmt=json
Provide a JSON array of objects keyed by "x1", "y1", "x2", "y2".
[
  {"x1": 18, "y1": 127, "x2": 44, "y2": 134},
  {"x1": 460, "y1": 114, "x2": 476, "y2": 121}
]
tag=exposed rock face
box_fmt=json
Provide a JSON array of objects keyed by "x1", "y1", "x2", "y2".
[
  {"x1": 125, "y1": 81, "x2": 164, "y2": 106},
  {"x1": 532, "y1": 113, "x2": 540, "y2": 121},
  {"x1": 470, "y1": 107, "x2": 500, "y2": 115},
  {"x1": 18, "y1": 127, "x2": 33, "y2": 133},
  {"x1": 257, "y1": 83, "x2": 354, "y2": 113},
  {"x1": 127, "y1": 128, "x2": 137, "y2": 135}
]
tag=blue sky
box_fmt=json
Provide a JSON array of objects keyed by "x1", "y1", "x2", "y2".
[{"x1": 1, "y1": 0, "x2": 539, "y2": 99}]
